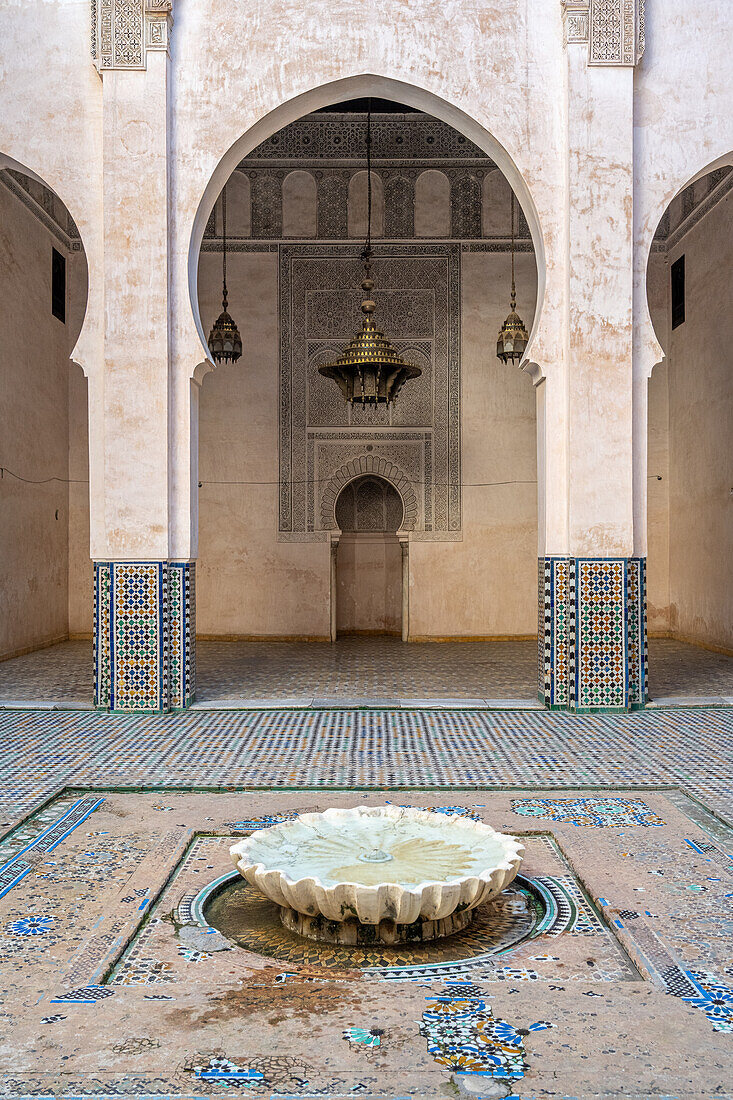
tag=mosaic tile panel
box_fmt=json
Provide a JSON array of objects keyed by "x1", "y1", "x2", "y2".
[
  {"x1": 627, "y1": 556, "x2": 648, "y2": 707},
  {"x1": 575, "y1": 558, "x2": 627, "y2": 709},
  {"x1": 539, "y1": 557, "x2": 572, "y2": 707},
  {"x1": 111, "y1": 561, "x2": 167, "y2": 711},
  {"x1": 420, "y1": 986, "x2": 531, "y2": 1080},
  {"x1": 511, "y1": 796, "x2": 666, "y2": 828},
  {"x1": 92, "y1": 563, "x2": 111, "y2": 708},
  {"x1": 168, "y1": 562, "x2": 196, "y2": 709},
  {"x1": 539, "y1": 557, "x2": 646, "y2": 711},
  {"x1": 94, "y1": 561, "x2": 195, "y2": 712}
]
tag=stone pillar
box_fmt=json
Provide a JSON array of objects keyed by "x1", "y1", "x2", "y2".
[
  {"x1": 539, "y1": 1, "x2": 647, "y2": 710},
  {"x1": 90, "y1": 2, "x2": 195, "y2": 711}
]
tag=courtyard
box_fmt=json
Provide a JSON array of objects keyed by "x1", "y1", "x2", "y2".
[
  {"x1": 0, "y1": 703, "x2": 731, "y2": 1098},
  {"x1": 1, "y1": 1, "x2": 732, "y2": 1097}
]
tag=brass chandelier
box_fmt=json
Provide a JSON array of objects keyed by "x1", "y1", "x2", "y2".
[
  {"x1": 319, "y1": 106, "x2": 421, "y2": 404},
  {"x1": 496, "y1": 191, "x2": 529, "y2": 364},
  {"x1": 208, "y1": 182, "x2": 243, "y2": 364}
]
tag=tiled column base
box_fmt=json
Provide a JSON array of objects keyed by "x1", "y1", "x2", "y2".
[
  {"x1": 539, "y1": 557, "x2": 647, "y2": 711},
  {"x1": 94, "y1": 561, "x2": 196, "y2": 712}
]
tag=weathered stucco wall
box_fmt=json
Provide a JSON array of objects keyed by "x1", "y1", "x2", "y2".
[
  {"x1": 665, "y1": 190, "x2": 733, "y2": 650},
  {"x1": 645, "y1": 251, "x2": 670, "y2": 633},
  {"x1": 0, "y1": 185, "x2": 78, "y2": 657}
]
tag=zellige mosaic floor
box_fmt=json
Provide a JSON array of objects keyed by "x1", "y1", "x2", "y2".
[
  {"x1": 0, "y1": 788, "x2": 731, "y2": 1099},
  {"x1": 1, "y1": 637, "x2": 732, "y2": 707}
]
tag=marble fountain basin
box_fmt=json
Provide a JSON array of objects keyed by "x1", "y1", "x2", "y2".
[{"x1": 230, "y1": 806, "x2": 524, "y2": 940}]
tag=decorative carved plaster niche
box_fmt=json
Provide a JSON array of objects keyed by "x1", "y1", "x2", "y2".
[
  {"x1": 562, "y1": 0, "x2": 644, "y2": 64},
  {"x1": 91, "y1": 0, "x2": 172, "y2": 70},
  {"x1": 278, "y1": 243, "x2": 461, "y2": 543}
]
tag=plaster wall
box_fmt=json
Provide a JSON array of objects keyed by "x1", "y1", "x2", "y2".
[
  {"x1": 195, "y1": 248, "x2": 537, "y2": 638},
  {"x1": 409, "y1": 251, "x2": 537, "y2": 638},
  {"x1": 665, "y1": 191, "x2": 733, "y2": 649},
  {"x1": 0, "y1": 186, "x2": 74, "y2": 657},
  {"x1": 196, "y1": 251, "x2": 330, "y2": 638},
  {"x1": 645, "y1": 251, "x2": 670, "y2": 632}
]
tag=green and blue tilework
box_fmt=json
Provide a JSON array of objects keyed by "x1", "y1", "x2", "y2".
[
  {"x1": 539, "y1": 557, "x2": 647, "y2": 711},
  {"x1": 93, "y1": 561, "x2": 195, "y2": 712}
]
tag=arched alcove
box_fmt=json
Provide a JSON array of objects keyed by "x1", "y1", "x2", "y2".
[
  {"x1": 334, "y1": 476, "x2": 403, "y2": 637},
  {"x1": 414, "y1": 170, "x2": 450, "y2": 237},
  {"x1": 225, "y1": 170, "x2": 251, "y2": 236},
  {"x1": 643, "y1": 161, "x2": 733, "y2": 697},
  {"x1": 348, "y1": 170, "x2": 384, "y2": 238},
  {"x1": 0, "y1": 159, "x2": 91, "y2": 683},
  {"x1": 190, "y1": 84, "x2": 542, "y2": 702},
  {"x1": 482, "y1": 169, "x2": 512, "y2": 236},
  {"x1": 282, "y1": 170, "x2": 317, "y2": 237}
]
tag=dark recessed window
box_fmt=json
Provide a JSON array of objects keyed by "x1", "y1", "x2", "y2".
[
  {"x1": 671, "y1": 253, "x2": 685, "y2": 329},
  {"x1": 52, "y1": 247, "x2": 66, "y2": 323}
]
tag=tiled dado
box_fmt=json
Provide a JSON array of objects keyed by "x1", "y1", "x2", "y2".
[
  {"x1": 93, "y1": 562, "x2": 195, "y2": 712},
  {"x1": 539, "y1": 557, "x2": 646, "y2": 711}
]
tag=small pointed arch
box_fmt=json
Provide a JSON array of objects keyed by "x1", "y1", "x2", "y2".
[
  {"x1": 348, "y1": 170, "x2": 384, "y2": 238},
  {"x1": 414, "y1": 169, "x2": 450, "y2": 237},
  {"x1": 282, "y1": 169, "x2": 317, "y2": 237},
  {"x1": 224, "y1": 169, "x2": 251, "y2": 236},
  {"x1": 482, "y1": 169, "x2": 513, "y2": 237}
]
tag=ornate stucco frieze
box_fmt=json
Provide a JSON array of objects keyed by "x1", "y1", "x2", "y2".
[
  {"x1": 91, "y1": 0, "x2": 172, "y2": 70},
  {"x1": 562, "y1": 0, "x2": 644, "y2": 65}
]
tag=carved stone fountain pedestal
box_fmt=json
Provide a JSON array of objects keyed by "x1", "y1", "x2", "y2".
[
  {"x1": 230, "y1": 806, "x2": 524, "y2": 947},
  {"x1": 279, "y1": 903, "x2": 475, "y2": 945}
]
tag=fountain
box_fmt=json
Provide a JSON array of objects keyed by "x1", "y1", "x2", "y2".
[{"x1": 229, "y1": 806, "x2": 524, "y2": 945}]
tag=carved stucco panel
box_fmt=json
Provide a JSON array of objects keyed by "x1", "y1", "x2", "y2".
[{"x1": 278, "y1": 243, "x2": 461, "y2": 542}]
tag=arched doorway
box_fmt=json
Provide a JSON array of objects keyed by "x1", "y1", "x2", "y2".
[
  {"x1": 190, "y1": 90, "x2": 541, "y2": 703},
  {"x1": 0, "y1": 159, "x2": 90, "y2": 703},
  {"x1": 333, "y1": 476, "x2": 404, "y2": 638},
  {"x1": 645, "y1": 162, "x2": 733, "y2": 699}
]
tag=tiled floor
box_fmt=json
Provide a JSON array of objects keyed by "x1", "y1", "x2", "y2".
[
  {"x1": 0, "y1": 783, "x2": 732, "y2": 1097},
  {"x1": 0, "y1": 636, "x2": 731, "y2": 706},
  {"x1": 0, "y1": 704, "x2": 731, "y2": 822}
]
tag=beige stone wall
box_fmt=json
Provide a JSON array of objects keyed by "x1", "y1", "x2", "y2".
[
  {"x1": 665, "y1": 190, "x2": 733, "y2": 650},
  {"x1": 196, "y1": 248, "x2": 537, "y2": 638},
  {"x1": 196, "y1": 251, "x2": 331, "y2": 638},
  {"x1": 0, "y1": 185, "x2": 79, "y2": 657}
]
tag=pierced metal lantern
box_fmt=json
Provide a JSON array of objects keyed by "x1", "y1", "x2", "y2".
[
  {"x1": 207, "y1": 183, "x2": 242, "y2": 364},
  {"x1": 496, "y1": 192, "x2": 529, "y2": 365},
  {"x1": 208, "y1": 291, "x2": 243, "y2": 364},
  {"x1": 318, "y1": 266, "x2": 421, "y2": 404}
]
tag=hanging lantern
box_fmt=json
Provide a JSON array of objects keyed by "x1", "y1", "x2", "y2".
[
  {"x1": 318, "y1": 104, "x2": 421, "y2": 404},
  {"x1": 208, "y1": 183, "x2": 242, "y2": 364},
  {"x1": 496, "y1": 192, "x2": 529, "y2": 364}
]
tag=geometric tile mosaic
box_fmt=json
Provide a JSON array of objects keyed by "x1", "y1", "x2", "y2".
[
  {"x1": 93, "y1": 561, "x2": 195, "y2": 712},
  {"x1": 510, "y1": 796, "x2": 666, "y2": 828},
  {"x1": 539, "y1": 556, "x2": 647, "y2": 711}
]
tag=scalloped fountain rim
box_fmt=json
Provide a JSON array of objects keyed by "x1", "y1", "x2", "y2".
[{"x1": 230, "y1": 806, "x2": 524, "y2": 897}]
